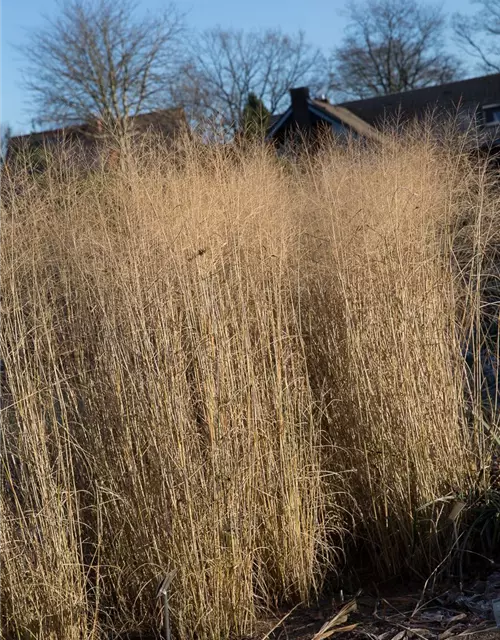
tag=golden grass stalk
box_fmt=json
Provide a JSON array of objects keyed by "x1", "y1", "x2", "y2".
[{"x1": 1, "y1": 128, "x2": 497, "y2": 638}]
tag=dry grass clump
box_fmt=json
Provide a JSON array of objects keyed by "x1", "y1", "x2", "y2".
[
  {"x1": 296, "y1": 138, "x2": 477, "y2": 576},
  {"x1": 1, "y1": 130, "x2": 498, "y2": 639}
]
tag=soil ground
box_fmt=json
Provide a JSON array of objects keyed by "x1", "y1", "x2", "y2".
[{"x1": 250, "y1": 568, "x2": 500, "y2": 640}]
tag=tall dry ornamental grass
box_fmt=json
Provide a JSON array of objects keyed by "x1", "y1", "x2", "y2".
[{"x1": 1, "y1": 130, "x2": 498, "y2": 639}]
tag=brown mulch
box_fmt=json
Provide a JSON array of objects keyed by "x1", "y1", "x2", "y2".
[{"x1": 251, "y1": 572, "x2": 500, "y2": 640}]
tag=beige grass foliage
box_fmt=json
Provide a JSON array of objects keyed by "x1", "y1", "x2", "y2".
[{"x1": 1, "y1": 130, "x2": 496, "y2": 638}]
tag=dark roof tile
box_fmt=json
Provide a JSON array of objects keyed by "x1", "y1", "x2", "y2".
[{"x1": 339, "y1": 73, "x2": 500, "y2": 127}]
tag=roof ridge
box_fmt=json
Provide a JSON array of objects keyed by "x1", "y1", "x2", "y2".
[{"x1": 339, "y1": 72, "x2": 500, "y2": 107}]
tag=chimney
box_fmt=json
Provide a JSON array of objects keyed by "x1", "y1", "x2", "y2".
[{"x1": 290, "y1": 87, "x2": 311, "y2": 129}]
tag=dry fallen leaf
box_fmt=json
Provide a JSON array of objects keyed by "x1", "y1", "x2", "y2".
[
  {"x1": 419, "y1": 612, "x2": 445, "y2": 623},
  {"x1": 438, "y1": 623, "x2": 466, "y2": 640},
  {"x1": 447, "y1": 614, "x2": 467, "y2": 624},
  {"x1": 377, "y1": 632, "x2": 395, "y2": 640},
  {"x1": 312, "y1": 623, "x2": 359, "y2": 640},
  {"x1": 311, "y1": 599, "x2": 358, "y2": 640},
  {"x1": 407, "y1": 627, "x2": 435, "y2": 639}
]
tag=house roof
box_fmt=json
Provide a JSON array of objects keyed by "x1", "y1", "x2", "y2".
[
  {"x1": 268, "y1": 113, "x2": 282, "y2": 129},
  {"x1": 7, "y1": 108, "x2": 187, "y2": 152},
  {"x1": 339, "y1": 73, "x2": 500, "y2": 127},
  {"x1": 309, "y1": 99, "x2": 384, "y2": 141},
  {"x1": 124, "y1": 108, "x2": 187, "y2": 135},
  {"x1": 266, "y1": 95, "x2": 382, "y2": 142}
]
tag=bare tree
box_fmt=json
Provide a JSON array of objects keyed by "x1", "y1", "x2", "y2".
[
  {"x1": 332, "y1": 0, "x2": 461, "y2": 99},
  {"x1": 453, "y1": 0, "x2": 500, "y2": 72},
  {"x1": 22, "y1": 0, "x2": 185, "y2": 136},
  {"x1": 176, "y1": 28, "x2": 328, "y2": 132}
]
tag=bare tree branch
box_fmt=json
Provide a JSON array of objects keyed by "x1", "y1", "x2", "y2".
[
  {"x1": 332, "y1": 0, "x2": 461, "y2": 99},
  {"x1": 453, "y1": 0, "x2": 500, "y2": 72},
  {"x1": 21, "y1": 0, "x2": 186, "y2": 136},
  {"x1": 174, "y1": 27, "x2": 329, "y2": 133}
]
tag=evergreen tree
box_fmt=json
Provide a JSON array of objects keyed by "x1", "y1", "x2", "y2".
[{"x1": 241, "y1": 93, "x2": 270, "y2": 139}]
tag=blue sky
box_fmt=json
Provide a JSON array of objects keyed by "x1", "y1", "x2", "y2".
[{"x1": 1, "y1": 0, "x2": 476, "y2": 134}]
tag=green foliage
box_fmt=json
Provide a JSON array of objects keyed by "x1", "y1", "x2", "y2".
[{"x1": 241, "y1": 93, "x2": 270, "y2": 139}]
